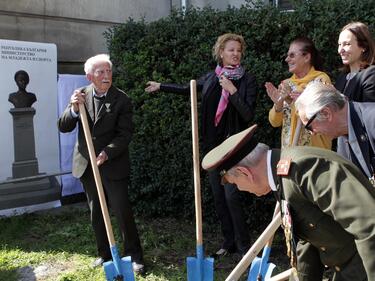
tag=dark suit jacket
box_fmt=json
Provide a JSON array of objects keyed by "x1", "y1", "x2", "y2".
[
  {"x1": 58, "y1": 84, "x2": 134, "y2": 179},
  {"x1": 337, "y1": 102, "x2": 375, "y2": 178},
  {"x1": 270, "y1": 147, "x2": 375, "y2": 280},
  {"x1": 335, "y1": 65, "x2": 375, "y2": 102}
]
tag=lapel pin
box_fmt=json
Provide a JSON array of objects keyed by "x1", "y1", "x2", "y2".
[{"x1": 105, "y1": 103, "x2": 111, "y2": 113}]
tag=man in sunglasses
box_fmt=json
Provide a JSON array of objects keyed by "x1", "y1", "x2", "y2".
[
  {"x1": 295, "y1": 82, "x2": 375, "y2": 186},
  {"x1": 202, "y1": 124, "x2": 375, "y2": 281}
]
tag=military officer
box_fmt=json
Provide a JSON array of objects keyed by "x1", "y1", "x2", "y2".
[{"x1": 202, "y1": 124, "x2": 375, "y2": 281}]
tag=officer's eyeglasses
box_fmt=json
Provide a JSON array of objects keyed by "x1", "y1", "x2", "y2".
[{"x1": 305, "y1": 112, "x2": 318, "y2": 132}]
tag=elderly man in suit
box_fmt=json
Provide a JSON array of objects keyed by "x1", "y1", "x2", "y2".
[
  {"x1": 202, "y1": 125, "x2": 375, "y2": 281},
  {"x1": 295, "y1": 82, "x2": 375, "y2": 186},
  {"x1": 58, "y1": 54, "x2": 144, "y2": 273}
]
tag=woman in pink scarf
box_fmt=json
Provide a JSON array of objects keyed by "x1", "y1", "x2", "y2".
[{"x1": 145, "y1": 33, "x2": 257, "y2": 258}]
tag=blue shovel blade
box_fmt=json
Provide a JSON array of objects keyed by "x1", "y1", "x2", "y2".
[
  {"x1": 248, "y1": 257, "x2": 276, "y2": 281},
  {"x1": 187, "y1": 256, "x2": 214, "y2": 281},
  {"x1": 248, "y1": 256, "x2": 262, "y2": 281},
  {"x1": 248, "y1": 247, "x2": 276, "y2": 281},
  {"x1": 104, "y1": 256, "x2": 134, "y2": 281},
  {"x1": 187, "y1": 245, "x2": 214, "y2": 281},
  {"x1": 103, "y1": 246, "x2": 135, "y2": 281}
]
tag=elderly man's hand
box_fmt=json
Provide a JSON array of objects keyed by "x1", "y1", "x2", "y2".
[
  {"x1": 70, "y1": 89, "x2": 86, "y2": 113},
  {"x1": 96, "y1": 151, "x2": 108, "y2": 166}
]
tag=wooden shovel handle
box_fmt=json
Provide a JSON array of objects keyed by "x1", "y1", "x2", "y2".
[
  {"x1": 268, "y1": 268, "x2": 294, "y2": 281},
  {"x1": 225, "y1": 212, "x2": 282, "y2": 281},
  {"x1": 78, "y1": 102, "x2": 116, "y2": 247},
  {"x1": 190, "y1": 80, "x2": 203, "y2": 246}
]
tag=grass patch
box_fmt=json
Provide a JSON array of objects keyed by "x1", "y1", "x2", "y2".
[{"x1": 0, "y1": 203, "x2": 289, "y2": 280}]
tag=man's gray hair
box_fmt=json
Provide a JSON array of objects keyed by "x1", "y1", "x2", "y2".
[
  {"x1": 295, "y1": 82, "x2": 346, "y2": 120},
  {"x1": 84, "y1": 54, "x2": 113, "y2": 75},
  {"x1": 227, "y1": 143, "x2": 269, "y2": 176}
]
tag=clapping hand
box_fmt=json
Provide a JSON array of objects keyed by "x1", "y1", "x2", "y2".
[
  {"x1": 289, "y1": 90, "x2": 301, "y2": 101},
  {"x1": 279, "y1": 81, "x2": 293, "y2": 104},
  {"x1": 265, "y1": 82, "x2": 280, "y2": 104}
]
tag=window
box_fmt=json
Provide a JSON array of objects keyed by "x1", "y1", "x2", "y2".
[{"x1": 271, "y1": 0, "x2": 294, "y2": 10}]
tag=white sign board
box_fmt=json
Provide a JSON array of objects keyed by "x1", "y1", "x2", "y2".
[{"x1": 0, "y1": 39, "x2": 59, "y2": 180}]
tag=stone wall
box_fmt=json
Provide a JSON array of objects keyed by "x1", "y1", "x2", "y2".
[
  {"x1": 0, "y1": 0, "x2": 176, "y2": 73},
  {"x1": 0, "y1": 0, "x2": 267, "y2": 74}
]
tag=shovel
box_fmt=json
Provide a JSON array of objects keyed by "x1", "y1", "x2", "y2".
[
  {"x1": 248, "y1": 204, "x2": 280, "y2": 281},
  {"x1": 225, "y1": 212, "x2": 281, "y2": 281},
  {"x1": 78, "y1": 102, "x2": 134, "y2": 281},
  {"x1": 248, "y1": 245, "x2": 276, "y2": 280},
  {"x1": 186, "y1": 80, "x2": 214, "y2": 281}
]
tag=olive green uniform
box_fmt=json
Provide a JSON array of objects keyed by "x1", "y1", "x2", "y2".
[{"x1": 270, "y1": 147, "x2": 375, "y2": 281}]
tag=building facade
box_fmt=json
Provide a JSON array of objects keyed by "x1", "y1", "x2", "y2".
[{"x1": 0, "y1": 0, "x2": 284, "y2": 74}]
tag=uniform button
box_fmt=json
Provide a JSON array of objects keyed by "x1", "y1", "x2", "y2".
[
  {"x1": 320, "y1": 247, "x2": 326, "y2": 251},
  {"x1": 308, "y1": 223, "x2": 315, "y2": 228},
  {"x1": 92, "y1": 137, "x2": 96, "y2": 140},
  {"x1": 335, "y1": 266, "x2": 341, "y2": 272},
  {"x1": 360, "y1": 134, "x2": 367, "y2": 141}
]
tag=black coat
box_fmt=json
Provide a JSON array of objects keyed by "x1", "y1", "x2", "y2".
[
  {"x1": 160, "y1": 70, "x2": 257, "y2": 153},
  {"x1": 335, "y1": 65, "x2": 375, "y2": 102},
  {"x1": 58, "y1": 84, "x2": 134, "y2": 179}
]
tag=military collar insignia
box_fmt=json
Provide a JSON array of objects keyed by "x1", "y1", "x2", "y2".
[{"x1": 277, "y1": 158, "x2": 291, "y2": 176}]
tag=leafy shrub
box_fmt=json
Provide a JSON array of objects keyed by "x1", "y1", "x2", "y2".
[{"x1": 105, "y1": 0, "x2": 375, "y2": 226}]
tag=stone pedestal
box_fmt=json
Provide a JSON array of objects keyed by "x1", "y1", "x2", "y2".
[
  {"x1": 9, "y1": 107, "x2": 39, "y2": 178},
  {"x1": 1, "y1": 107, "x2": 61, "y2": 216},
  {"x1": 0, "y1": 177, "x2": 61, "y2": 215}
]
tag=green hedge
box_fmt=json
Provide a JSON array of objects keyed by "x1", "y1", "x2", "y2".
[{"x1": 105, "y1": 0, "x2": 375, "y2": 225}]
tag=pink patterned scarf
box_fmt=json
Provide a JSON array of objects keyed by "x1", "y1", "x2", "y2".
[{"x1": 214, "y1": 65, "x2": 245, "y2": 126}]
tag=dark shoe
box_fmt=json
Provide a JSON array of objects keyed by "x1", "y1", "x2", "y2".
[
  {"x1": 92, "y1": 257, "x2": 110, "y2": 268},
  {"x1": 132, "y1": 261, "x2": 146, "y2": 275}
]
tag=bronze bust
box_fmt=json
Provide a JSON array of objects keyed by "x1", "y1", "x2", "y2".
[{"x1": 8, "y1": 70, "x2": 37, "y2": 108}]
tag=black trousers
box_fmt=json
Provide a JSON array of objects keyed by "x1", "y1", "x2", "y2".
[
  {"x1": 208, "y1": 170, "x2": 250, "y2": 255},
  {"x1": 80, "y1": 166, "x2": 143, "y2": 263}
]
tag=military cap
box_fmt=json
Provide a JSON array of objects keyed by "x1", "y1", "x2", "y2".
[{"x1": 202, "y1": 124, "x2": 258, "y2": 176}]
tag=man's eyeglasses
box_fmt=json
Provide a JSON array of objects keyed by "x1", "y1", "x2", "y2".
[{"x1": 304, "y1": 112, "x2": 318, "y2": 132}]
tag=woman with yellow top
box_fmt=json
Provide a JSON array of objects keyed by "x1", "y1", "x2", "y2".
[{"x1": 265, "y1": 37, "x2": 332, "y2": 149}]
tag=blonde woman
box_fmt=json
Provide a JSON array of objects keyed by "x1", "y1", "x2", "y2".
[{"x1": 145, "y1": 33, "x2": 257, "y2": 257}]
